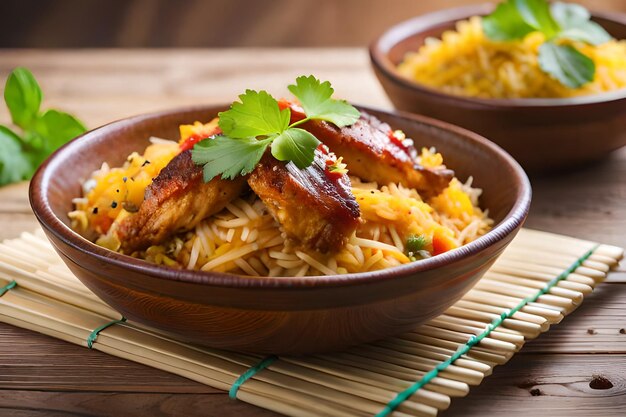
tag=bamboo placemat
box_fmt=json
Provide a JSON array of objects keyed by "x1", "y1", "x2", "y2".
[{"x1": 0, "y1": 229, "x2": 622, "y2": 417}]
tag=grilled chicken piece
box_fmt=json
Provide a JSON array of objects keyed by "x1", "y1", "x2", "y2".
[
  {"x1": 248, "y1": 149, "x2": 360, "y2": 253},
  {"x1": 285, "y1": 103, "x2": 453, "y2": 198},
  {"x1": 117, "y1": 150, "x2": 245, "y2": 252}
]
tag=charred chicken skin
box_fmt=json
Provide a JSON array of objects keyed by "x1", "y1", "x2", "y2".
[
  {"x1": 116, "y1": 101, "x2": 451, "y2": 254},
  {"x1": 283, "y1": 102, "x2": 454, "y2": 198},
  {"x1": 117, "y1": 150, "x2": 246, "y2": 252},
  {"x1": 248, "y1": 148, "x2": 360, "y2": 253}
]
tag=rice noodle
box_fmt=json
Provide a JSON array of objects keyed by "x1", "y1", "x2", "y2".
[
  {"x1": 234, "y1": 258, "x2": 259, "y2": 276},
  {"x1": 200, "y1": 243, "x2": 259, "y2": 271},
  {"x1": 187, "y1": 238, "x2": 201, "y2": 270},
  {"x1": 295, "y1": 251, "x2": 336, "y2": 276},
  {"x1": 351, "y1": 237, "x2": 405, "y2": 254},
  {"x1": 72, "y1": 141, "x2": 492, "y2": 277}
]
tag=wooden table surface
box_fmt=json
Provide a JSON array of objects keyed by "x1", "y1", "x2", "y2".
[{"x1": 0, "y1": 49, "x2": 625, "y2": 417}]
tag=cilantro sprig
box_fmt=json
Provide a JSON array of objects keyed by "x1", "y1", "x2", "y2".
[
  {"x1": 192, "y1": 76, "x2": 360, "y2": 182},
  {"x1": 0, "y1": 67, "x2": 87, "y2": 186},
  {"x1": 482, "y1": 0, "x2": 612, "y2": 88}
]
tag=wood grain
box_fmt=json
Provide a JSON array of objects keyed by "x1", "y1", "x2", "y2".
[
  {"x1": 1, "y1": 0, "x2": 624, "y2": 48},
  {"x1": 0, "y1": 390, "x2": 280, "y2": 417},
  {"x1": 0, "y1": 49, "x2": 624, "y2": 416},
  {"x1": 445, "y1": 353, "x2": 626, "y2": 417}
]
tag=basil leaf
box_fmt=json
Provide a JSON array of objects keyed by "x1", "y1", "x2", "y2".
[
  {"x1": 538, "y1": 42, "x2": 595, "y2": 88},
  {"x1": 192, "y1": 135, "x2": 271, "y2": 182},
  {"x1": 482, "y1": 0, "x2": 535, "y2": 41},
  {"x1": 551, "y1": 2, "x2": 611, "y2": 45},
  {"x1": 270, "y1": 128, "x2": 320, "y2": 169},
  {"x1": 514, "y1": 0, "x2": 560, "y2": 37},
  {"x1": 559, "y1": 21, "x2": 612, "y2": 45},
  {"x1": 0, "y1": 125, "x2": 33, "y2": 185},
  {"x1": 218, "y1": 90, "x2": 290, "y2": 139},
  {"x1": 288, "y1": 75, "x2": 360, "y2": 127},
  {"x1": 4, "y1": 67, "x2": 42, "y2": 129},
  {"x1": 550, "y1": 2, "x2": 589, "y2": 27},
  {"x1": 35, "y1": 109, "x2": 87, "y2": 151}
]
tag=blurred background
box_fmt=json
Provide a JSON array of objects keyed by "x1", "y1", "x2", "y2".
[{"x1": 2, "y1": 0, "x2": 625, "y2": 48}]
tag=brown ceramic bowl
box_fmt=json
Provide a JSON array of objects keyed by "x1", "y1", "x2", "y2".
[
  {"x1": 370, "y1": 4, "x2": 626, "y2": 174},
  {"x1": 29, "y1": 104, "x2": 530, "y2": 355}
]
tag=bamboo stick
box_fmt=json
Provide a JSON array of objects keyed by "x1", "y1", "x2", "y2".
[
  {"x1": 366, "y1": 340, "x2": 498, "y2": 371},
  {"x1": 315, "y1": 352, "x2": 470, "y2": 397},
  {"x1": 427, "y1": 317, "x2": 525, "y2": 346},
  {"x1": 0, "y1": 229, "x2": 621, "y2": 417},
  {"x1": 277, "y1": 357, "x2": 451, "y2": 409},
  {"x1": 446, "y1": 304, "x2": 548, "y2": 331}
]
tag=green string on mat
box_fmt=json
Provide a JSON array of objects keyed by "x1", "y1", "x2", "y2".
[
  {"x1": 0, "y1": 280, "x2": 17, "y2": 297},
  {"x1": 374, "y1": 244, "x2": 599, "y2": 417},
  {"x1": 229, "y1": 355, "x2": 278, "y2": 399},
  {"x1": 86, "y1": 317, "x2": 127, "y2": 348}
]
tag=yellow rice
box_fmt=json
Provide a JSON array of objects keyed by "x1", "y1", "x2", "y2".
[
  {"x1": 71, "y1": 138, "x2": 492, "y2": 277},
  {"x1": 397, "y1": 16, "x2": 626, "y2": 99}
]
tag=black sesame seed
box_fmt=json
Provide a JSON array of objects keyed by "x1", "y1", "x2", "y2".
[
  {"x1": 111, "y1": 201, "x2": 118, "y2": 208},
  {"x1": 142, "y1": 160, "x2": 151, "y2": 166},
  {"x1": 92, "y1": 207, "x2": 99, "y2": 214},
  {"x1": 122, "y1": 177, "x2": 128, "y2": 182}
]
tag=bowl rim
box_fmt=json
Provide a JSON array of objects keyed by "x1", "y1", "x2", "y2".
[
  {"x1": 369, "y1": 3, "x2": 626, "y2": 108},
  {"x1": 29, "y1": 104, "x2": 531, "y2": 289}
]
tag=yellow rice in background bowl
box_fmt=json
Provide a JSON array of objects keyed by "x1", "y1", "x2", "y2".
[
  {"x1": 397, "y1": 16, "x2": 626, "y2": 99},
  {"x1": 70, "y1": 125, "x2": 493, "y2": 277}
]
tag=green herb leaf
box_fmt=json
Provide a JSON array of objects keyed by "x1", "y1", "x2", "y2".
[
  {"x1": 482, "y1": 0, "x2": 535, "y2": 41},
  {"x1": 35, "y1": 109, "x2": 87, "y2": 151},
  {"x1": 551, "y1": 2, "x2": 611, "y2": 45},
  {"x1": 550, "y1": 2, "x2": 589, "y2": 27},
  {"x1": 406, "y1": 234, "x2": 431, "y2": 254},
  {"x1": 4, "y1": 67, "x2": 42, "y2": 129},
  {"x1": 0, "y1": 68, "x2": 88, "y2": 188},
  {"x1": 194, "y1": 76, "x2": 359, "y2": 182},
  {"x1": 218, "y1": 90, "x2": 290, "y2": 139},
  {"x1": 558, "y1": 22, "x2": 612, "y2": 45},
  {"x1": 270, "y1": 128, "x2": 320, "y2": 169},
  {"x1": 191, "y1": 135, "x2": 272, "y2": 182},
  {"x1": 483, "y1": 1, "x2": 608, "y2": 89},
  {"x1": 0, "y1": 125, "x2": 33, "y2": 186},
  {"x1": 514, "y1": 0, "x2": 560, "y2": 37},
  {"x1": 538, "y1": 42, "x2": 595, "y2": 88},
  {"x1": 288, "y1": 75, "x2": 360, "y2": 127}
]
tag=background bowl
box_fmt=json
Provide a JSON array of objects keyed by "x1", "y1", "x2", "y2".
[
  {"x1": 370, "y1": 4, "x2": 626, "y2": 174},
  {"x1": 30, "y1": 104, "x2": 530, "y2": 355}
]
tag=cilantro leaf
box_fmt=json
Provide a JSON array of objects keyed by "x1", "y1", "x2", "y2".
[
  {"x1": 270, "y1": 128, "x2": 320, "y2": 169},
  {"x1": 551, "y1": 2, "x2": 611, "y2": 46},
  {"x1": 538, "y1": 42, "x2": 595, "y2": 88},
  {"x1": 191, "y1": 135, "x2": 272, "y2": 182},
  {"x1": 288, "y1": 75, "x2": 360, "y2": 127},
  {"x1": 193, "y1": 76, "x2": 358, "y2": 182},
  {"x1": 218, "y1": 90, "x2": 290, "y2": 138},
  {"x1": 4, "y1": 67, "x2": 42, "y2": 129},
  {"x1": 482, "y1": 0, "x2": 535, "y2": 41},
  {"x1": 0, "y1": 125, "x2": 33, "y2": 186},
  {"x1": 514, "y1": 0, "x2": 560, "y2": 37}
]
